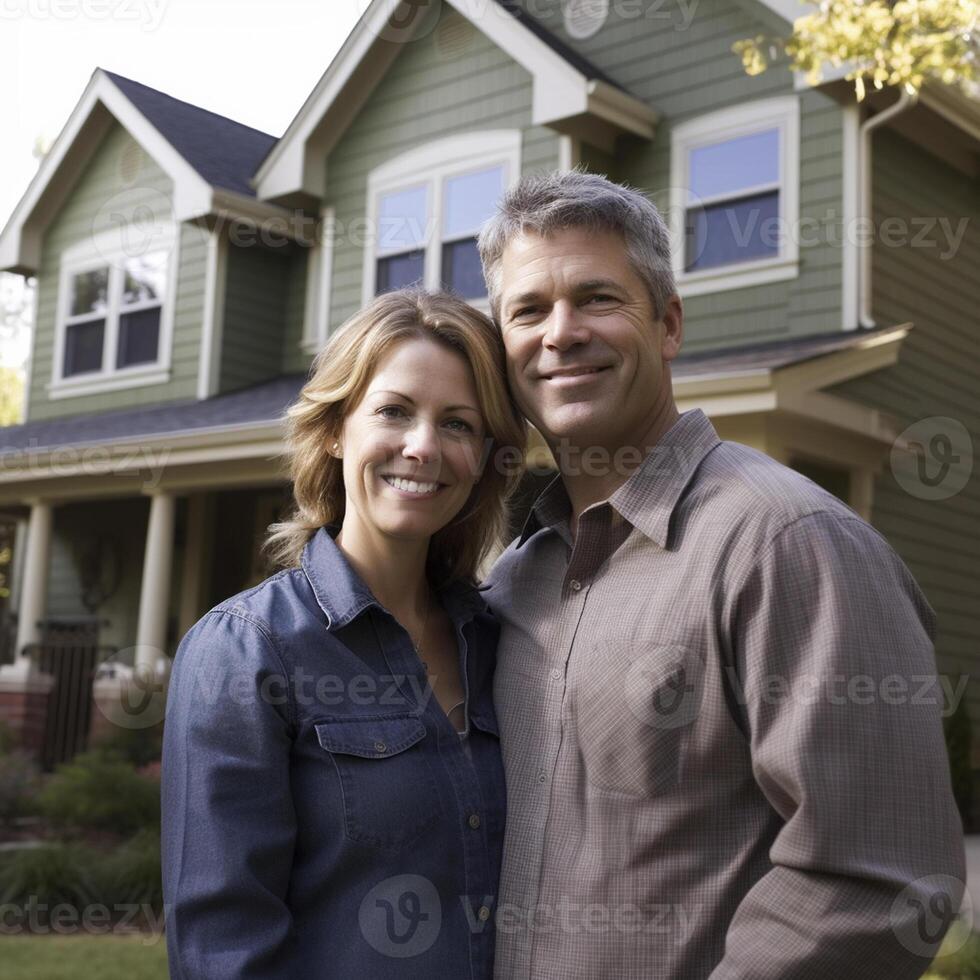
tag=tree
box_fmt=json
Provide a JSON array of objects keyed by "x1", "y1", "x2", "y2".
[
  {"x1": 0, "y1": 272, "x2": 32, "y2": 427},
  {"x1": 1, "y1": 273, "x2": 33, "y2": 359},
  {"x1": 734, "y1": 0, "x2": 978, "y2": 100},
  {"x1": 0, "y1": 366, "x2": 24, "y2": 427}
]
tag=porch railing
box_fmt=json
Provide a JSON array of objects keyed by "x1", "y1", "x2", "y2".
[
  {"x1": 25, "y1": 617, "x2": 116, "y2": 771},
  {"x1": 0, "y1": 613, "x2": 16, "y2": 668}
]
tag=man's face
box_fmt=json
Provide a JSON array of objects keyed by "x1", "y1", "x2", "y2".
[{"x1": 497, "y1": 227, "x2": 682, "y2": 451}]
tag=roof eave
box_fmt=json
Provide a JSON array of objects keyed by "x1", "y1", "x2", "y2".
[
  {"x1": 253, "y1": 0, "x2": 659, "y2": 204},
  {"x1": 0, "y1": 69, "x2": 214, "y2": 276}
]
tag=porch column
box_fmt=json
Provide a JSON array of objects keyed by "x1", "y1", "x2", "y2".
[
  {"x1": 14, "y1": 498, "x2": 53, "y2": 665},
  {"x1": 0, "y1": 499, "x2": 55, "y2": 754},
  {"x1": 135, "y1": 491, "x2": 176, "y2": 672},
  {"x1": 177, "y1": 492, "x2": 209, "y2": 641}
]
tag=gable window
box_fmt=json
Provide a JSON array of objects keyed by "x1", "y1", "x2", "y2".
[
  {"x1": 670, "y1": 97, "x2": 799, "y2": 296},
  {"x1": 364, "y1": 131, "x2": 521, "y2": 306},
  {"x1": 52, "y1": 227, "x2": 177, "y2": 396}
]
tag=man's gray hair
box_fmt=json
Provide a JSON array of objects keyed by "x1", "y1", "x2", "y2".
[{"x1": 477, "y1": 170, "x2": 676, "y2": 322}]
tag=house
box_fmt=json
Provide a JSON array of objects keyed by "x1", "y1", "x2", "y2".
[{"x1": 0, "y1": 0, "x2": 976, "y2": 798}]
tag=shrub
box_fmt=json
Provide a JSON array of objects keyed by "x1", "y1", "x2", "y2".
[
  {"x1": 0, "y1": 718, "x2": 16, "y2": 755},
  {"x1": 36, "y1": 751, "x2": 159, "y2": 837},
  {"x1": 98, "y1": 828, "x2": 163, "y2": 911},
  {"x1": 89, "y1": 723, "x2": 163, "y2": 769},
  {"x1": 0, "y1": 749, "x2": 41, "y2": 825},
  {"x1": 926, "y1": 929, "x2": 980, "y2": 978},
  {"x1": 0, "y1": 843, "x2": 101, "y2": 921}
]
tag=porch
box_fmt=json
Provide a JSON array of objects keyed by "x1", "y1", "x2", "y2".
[
  {"x1": 0, "y1": 325, "x2": 909, "y2": 766},
  {"x1": 0, "y1": 374, "x2": 302, "y2": 766}
]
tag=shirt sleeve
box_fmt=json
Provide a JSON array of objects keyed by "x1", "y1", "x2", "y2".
[
  {"x1": 710, "y1": 512, "x2": 966, "y2": 980},
  {"x1": 161, "y1": 608, "x2": 298, "y2": 979}
]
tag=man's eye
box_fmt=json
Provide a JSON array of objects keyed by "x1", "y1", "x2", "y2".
[
  {"x1": 512, "y1": 306, "x2": 539, "y2": 319},
  {"x1": 586, "y1": 294, "x2": 616, "y2": 304}
]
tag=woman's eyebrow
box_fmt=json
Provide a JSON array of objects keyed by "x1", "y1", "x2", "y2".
[{"x1": 369, "y1": 390, "x2": 481, "y2": 414}]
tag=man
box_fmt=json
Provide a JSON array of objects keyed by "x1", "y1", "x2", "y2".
[{"x1": 477, "y1": 171, "x2": 965, "y2": 979}]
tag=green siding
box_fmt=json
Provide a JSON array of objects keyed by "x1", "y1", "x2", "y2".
[
  {"x1": 219, "y1": 241, "x2": 292, "y2": 394},
  {"x1": 28, "y1": 124, "x2": 206, "y2": 421},
  {"x1": 552, "y1": 0, "x2": 844, "y2": 350},
  {"x1": 48, "y1": 497, "x2": 149, "y2": 652},
  {"x1": 281, "y1": 245, "x2": 312, "y2": 375},
  {"x1": 831, "y1": 129, "x2": 980, "y2": 740},
  {"x1": 324, "y1": 5, "x2": 560, "y2": 334}
]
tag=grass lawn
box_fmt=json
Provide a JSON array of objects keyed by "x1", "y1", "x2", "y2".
[{"x1": 0, "y1": 933, "x2": 168, "y2": 980}]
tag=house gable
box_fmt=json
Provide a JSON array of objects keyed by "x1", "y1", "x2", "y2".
[
  {"x1": 0, "y1": 70, "x2": 213, "y2": 276},
  {"x1": 25, "y1": 122, "x2": 210, "y2": 423},
  {"x1": 294, "y1": 3, "x2": 570, "y2": 364},
  {"x1": 253, "y1": 0, "x2": 658, "y2": 207}
]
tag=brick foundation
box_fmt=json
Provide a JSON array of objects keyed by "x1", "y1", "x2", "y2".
[{"x1": 0, "y1": 687, "x2": 51, "y2": 758}]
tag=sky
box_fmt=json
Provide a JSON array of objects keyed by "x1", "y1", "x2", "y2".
[{"x1": 0, "y1": 0, "x2": 367, "y2": 366}]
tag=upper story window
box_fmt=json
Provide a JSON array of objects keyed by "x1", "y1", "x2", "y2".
[
  {"x1": 364, "y1": 130, "x2": 521, "y2": 306},
  {"x1": 669, "y1": 96, "x2": 800, "y2": 296},
  {"x1": 63, "y1": 251, "x2": 167, "y2": 377},
  {"x1": 52, "y1": 226, "x2": 176, "y2": 397}
]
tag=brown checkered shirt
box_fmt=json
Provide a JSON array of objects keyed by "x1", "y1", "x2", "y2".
[{"x1": 485, "y1": 409, "x2": 965, "y2": 980}]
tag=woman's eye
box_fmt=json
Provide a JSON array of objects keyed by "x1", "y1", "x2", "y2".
[
  {"x1": 444, "y1": 418, "x2": 474, "y2": 433},
  {"x1": 377, "y1": 405, "x2": 407, "y2": 420}
]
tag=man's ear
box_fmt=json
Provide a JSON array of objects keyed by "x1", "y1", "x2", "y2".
[{"x1": 660, "y1": 294, "x2": 684, "y2": 363}]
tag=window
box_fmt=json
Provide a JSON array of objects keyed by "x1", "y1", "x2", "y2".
[
  {"x1": 52, "y1": 228, "x2": 176, "y2": 395},
  {"x1": 364, "y1": 131, "x2": 521, "y2": 305},
  {"x1": 670, "y1": 97, "x2": 799, "y2": 296}
]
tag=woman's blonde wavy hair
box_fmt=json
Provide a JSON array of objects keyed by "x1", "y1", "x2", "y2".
[{"x1": 262, "y1": 288, "x2": 527, "y2": 585}]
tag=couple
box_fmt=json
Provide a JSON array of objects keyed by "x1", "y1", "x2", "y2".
[{"x1": 161, "y1": 172, "x2": 964, "y2": 979}]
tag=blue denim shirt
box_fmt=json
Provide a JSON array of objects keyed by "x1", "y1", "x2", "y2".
[{"x1": 161, "y1": 525, "x2": 506, "y2": 979}]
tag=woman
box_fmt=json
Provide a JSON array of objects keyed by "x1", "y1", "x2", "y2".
[{"x1": 161, "y1": 288, "x2": 526, "y2": 979}]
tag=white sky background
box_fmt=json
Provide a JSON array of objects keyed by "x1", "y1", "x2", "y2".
[{"x1": 0, "y1": 0, "x2": 366, "y2": 367}]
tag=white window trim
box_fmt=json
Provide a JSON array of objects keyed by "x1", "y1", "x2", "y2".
[
  {"x1": 362, "y1": 130, "x2": 522, "y2": 309},
  {"x1": 48, "y1": 225, "x2": 178, "y2": 398},
  {"x1": 301, "y1": 205, "x2": 335, "y2": 355},
  {"x1": 669, "y1": 96, "x2": 800, "y2": 297}
]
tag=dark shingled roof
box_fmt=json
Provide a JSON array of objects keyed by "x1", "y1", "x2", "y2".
[
  {"x1": 671, "y1": 324, "x2": 904, "y2": 379},
  {"x1": 0, "y1": 327, "x2": 902, "y2": 459},
  {"x1": 0, "y1": 374, "x2": 306, "y2": 457},
  {"x1": 491, "y1": 0, "x2": 624, "y2": 91},
  {"x1": 101, "y1": 69, "x2": 279, "y2": 197}
]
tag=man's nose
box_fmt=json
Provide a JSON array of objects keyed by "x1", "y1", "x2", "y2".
[{"x1": 542, "y1": 301, "x2": 591, "y2": 351}]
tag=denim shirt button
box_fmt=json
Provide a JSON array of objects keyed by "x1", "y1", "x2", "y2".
[
  {"x1": 373, "y1": 741, "x2": 387, "y2": 753},
  {"x1": 468, "y1": 813, "x2": 481, "y2": 830},
  {"x1": 477, "y1": 905, "x2": 491, "y2": 922}
]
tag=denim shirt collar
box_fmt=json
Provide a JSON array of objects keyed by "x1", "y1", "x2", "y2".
[{"x1": 301, "y1": 524, "x2": 488, "y2": 631}]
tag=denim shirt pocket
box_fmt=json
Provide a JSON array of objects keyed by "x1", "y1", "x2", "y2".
[{"x1": 315, "y1": 715, "x2": 442, "y2": 850}]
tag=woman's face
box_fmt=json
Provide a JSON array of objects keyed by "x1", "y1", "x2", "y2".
[{"x1": 337, "y1": 335, "x2": 488, "y2": 546}]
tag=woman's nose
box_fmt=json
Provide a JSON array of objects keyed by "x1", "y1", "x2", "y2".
[{"x1": 402, "y1": 421, "x2": 441, "y2": 463}]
